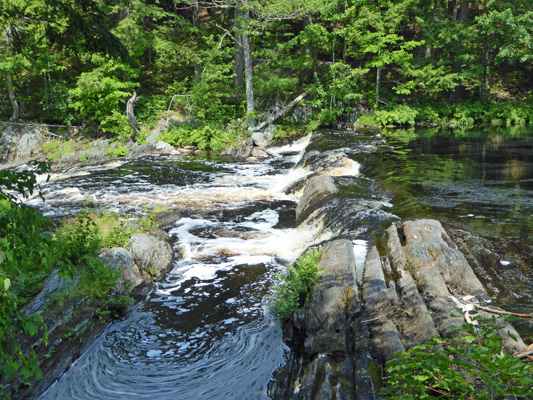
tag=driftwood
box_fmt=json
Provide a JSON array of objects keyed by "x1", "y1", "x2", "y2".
[
  {"x1": 251, "y1": 92, "x2": 307, "y2": 132},
  {"x1": 126, "y1": 91, "x2": 141, "y2": 134},
  {"x1": 473, "y1": 304, "x2": 533, "y2": 319},
  {"x1": 515, "y1": 344, "x2": 533, "y2": 359}
]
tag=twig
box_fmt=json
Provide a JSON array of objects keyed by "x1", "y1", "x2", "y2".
[
  {"x1": 473, "y1": 304, "x2": 533, "y2": 319},
  {"x1": 361, "y1": 311, "x2": 393, "y2": 324}
]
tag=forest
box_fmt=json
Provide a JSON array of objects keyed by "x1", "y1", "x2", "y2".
[{"x1": 1, "y1": 0, "x2": 533, "y2": 149}]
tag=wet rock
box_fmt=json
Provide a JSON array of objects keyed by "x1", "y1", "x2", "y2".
[
  {"x1": 295, "y1": 176, "x2": 337, "y2": 224},
  {"x1": 251, "y1": 147, "x2": 271, "y2": 158},
  {"x1": 129, "y1": 233, "x2": 174, "y2": 278}
]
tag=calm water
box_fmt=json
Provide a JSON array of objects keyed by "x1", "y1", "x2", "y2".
[{"x1": 34, "y1": 126, "x2": 533, "y2": 399}]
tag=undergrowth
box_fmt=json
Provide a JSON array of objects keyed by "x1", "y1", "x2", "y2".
[
  {"x1": 380, "y1": 313, "x2": 533, "y2": 399},
  {"x1": 270, "y1": 247, "x2": 323, "y2": 319}
]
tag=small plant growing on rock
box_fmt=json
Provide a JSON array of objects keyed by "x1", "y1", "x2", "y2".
[
  {"x1": 270, "y1": 247, "x2": 322, "y2": 319},
  {"x1": 380, "y1": 313, "x2": 533, "y2": 399}
]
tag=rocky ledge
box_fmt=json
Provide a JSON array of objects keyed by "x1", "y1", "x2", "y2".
[
  {"x1": 270, "y1": 176, "x2": 528, "y2": 400},
  {"x1": 9, "y1": 224, "x2": 177, "y2": 400}
]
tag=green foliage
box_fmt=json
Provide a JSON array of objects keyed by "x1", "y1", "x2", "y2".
[
  {"x1": 0, "y1": 275, "x2": 48, "y2": 398},
  {"x1": 160, "y1": 122, "x2": 236, "y2": 152},
  {"x1": 109, "y1": 144, "x2": 129, "y2": 158},
  {"x1": 55, "y1": 210, "x2": 123, "y2": 300},
  {"x1": 380, "y1": 315, "x2": 533, "y2": 399},
  {"x1": 270, "y1": 248, "x2": 323, "y2": 319},
  {"x1": 0, "y1": 163, "x2": 53, "y2": 395},
  {"x1": 68, "y1": 54, "x2": 139, "y2": 138}
]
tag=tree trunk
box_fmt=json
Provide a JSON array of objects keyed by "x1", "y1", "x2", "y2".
[
  {"x1": 450, "y1": 0, "x2": 469, "y2": 101},
  {"x1": 3, "y1": 27, "x2": 19, "y2": 121},
  {"x1": 126, "y1": 92, "x2": 141, "y2": 136},
  {"x1": 233, "y1": 8, "x2": 244, "y2": 92},
  {"x1": 193, "y1": 3, "x2": 202, "y2": 82},
  {"x1": 243, "y1": 6, "x2": 254, "y2": 115},
  {"x1": 6, "y1": 71, "x2": 19, "y2": 122}
]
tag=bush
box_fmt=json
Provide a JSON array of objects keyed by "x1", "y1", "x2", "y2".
[
  {"x1": 380, "y1": 314, "x2": 533, "y2": 399},
  {"x1": 270, "y1": 248, "x2": 322, "y2": 319}
]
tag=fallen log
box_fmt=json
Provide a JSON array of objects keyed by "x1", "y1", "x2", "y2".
[{"x1": 251, "y1": 92, "x2": 307, "y2": 132}]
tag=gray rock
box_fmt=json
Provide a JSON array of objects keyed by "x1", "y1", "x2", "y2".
[
  {"x1": 295, "y1": 176, "x2": 337, "y2": 224},
  {"x1": 155, "y1": 141, "x2": 175, "y2": 154},
  {"x1": 100, "y1": 247, "x2": 144, "y2": 289},
  {"x1": 146, "y1": 130, "x2": 160, "y2": 145},
  {"x1": 305, "y1": 240, "x2": 359, "y2": 355},
  {"x1": 129, "y1": 234, "x2": 174, "y2": 278},
  {"x1": 251, "y1": 147, "x2": 271, "y2": 158},
  {"x1": 231, "y1": 144, "x2": 252, "y2": 161},
  {"x1": 251, "y1": 126, "x2": 275, "y2": 148},
  {"x1": 0, "y1": 125, "x2": 44, "y2": 162},
  {"x1": 22, "y1": 270, "x2": 77, "y2": 316},
  {"x1": 154, "y1": 211, "x2": 181, "y2": 228}
]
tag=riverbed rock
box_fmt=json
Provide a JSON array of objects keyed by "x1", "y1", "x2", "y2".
[
  {"x1": 231, "y1": 143, "x2": 253, "y2": 161},
  {"x1": 295, "y1": 176, "x2": 337, "y2": 224},
  {"x1": 155, "y1": 211, "x2": 181, "y2": 228},
  {"x1": 278, "y1": 240, "x2": 361, "y2": 399},
  {"x1": 22, "y1": 270, "x2": 78, "y2": 316},
  {"x1": 129, "y1": 233, "x2": 174, "y2": 278}
]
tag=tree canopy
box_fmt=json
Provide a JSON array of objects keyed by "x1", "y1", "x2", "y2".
[{"x1": 0, "y1": 0, "x2": 532, "y2": 136}]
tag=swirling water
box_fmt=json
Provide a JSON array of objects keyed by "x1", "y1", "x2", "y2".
[{"x1": 37, "y1": 135, "x2": 348, "y2": 400}]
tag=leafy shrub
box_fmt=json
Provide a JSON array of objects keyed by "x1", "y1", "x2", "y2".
[
  {"x1": 109, "y1": 144, "x2": 129, "y2": 158},
  {"x1": 380, "y1": 314, "x2": 533, "y2": 399},
  {"x1": 373, "y1": 104, "x2": 418, "y2": 127},
  {"x1": 160, "y1": 122, "x2": 236, "y2": 152},
  {"x1": 0, "y1": 164, "x2": 53, "y2": 393},
  {"x1": 270, "y1": 248, "x2": 322, "y2": 319}
]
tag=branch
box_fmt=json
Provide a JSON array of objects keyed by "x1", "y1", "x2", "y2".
[{"x1": 251, "y1": 92, "x2": 307, "y2": 132}]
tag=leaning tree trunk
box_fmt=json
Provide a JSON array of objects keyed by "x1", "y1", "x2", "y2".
[{"x1": 126, "y1": 92, "x2": 141, "y2": 136}]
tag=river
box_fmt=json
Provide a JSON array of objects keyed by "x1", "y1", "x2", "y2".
[{"x1": 29, "y1": 127, "x2": 532, "y2": 399}]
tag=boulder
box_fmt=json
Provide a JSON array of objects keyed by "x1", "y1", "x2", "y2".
[
  {"x1": 154, "y1": 140, "x2": 175, "y2": 155},
  {"x1": 231, "y1": 144, "x2": 253, "y2": 161},
  {"x1": 100, "y1": 247, "x2": 144, "y2": 290},
  {"x1": 0, "y1": 124, "x2": 44, "y2": 162},
  {"x1": 129, "y1": 233, "x2": 174, "y2": 278},
  {"x1": 154, "y1": 211, "x2": 181, "y2": 228},
  {"x1": 251, "y1": 125, "x2": 275, "y2": 148}
]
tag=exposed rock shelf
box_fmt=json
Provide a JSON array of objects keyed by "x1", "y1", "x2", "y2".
[{"x1": 270, "y1": 168, "x2": 528, "y2": 400}]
